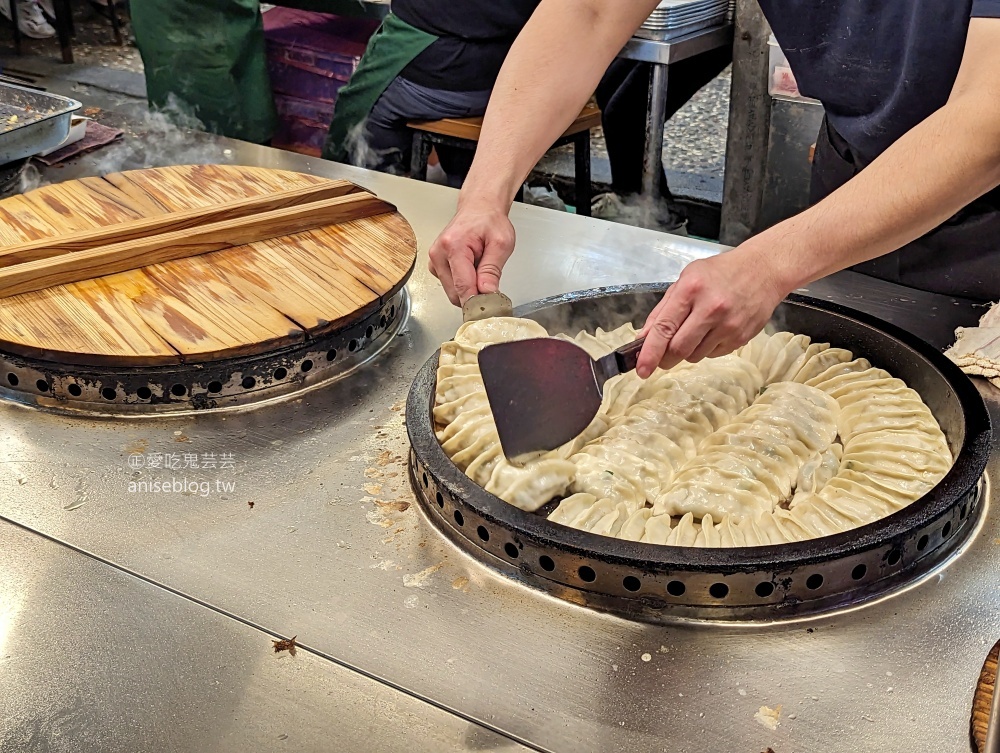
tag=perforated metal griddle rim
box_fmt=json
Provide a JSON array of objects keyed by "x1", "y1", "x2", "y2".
[
  {"x1": 405, "y1": 286, "x2": 991, "y2": 619},
  {"x1": 408, "y1": 453, "x2": 986, "y2": 621},
  {"x1": 0, "y1": 289, "x2": 408, "y2": 416}
]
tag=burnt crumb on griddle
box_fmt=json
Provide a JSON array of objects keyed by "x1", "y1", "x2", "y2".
[
  {"x1": 806, "y1": 628, "x2": 814, "y2": 633},
  {"x1": 247, "y1": 501, "x2": 255, "y2": 509},
  {"x1": 272, "y1": 636, "x2": 297, "y2": 656},
  {"x1": 762, "y1": 749, "x2": 776, "y2": 753}
]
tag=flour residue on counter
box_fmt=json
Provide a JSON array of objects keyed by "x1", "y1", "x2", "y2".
[
  {"x1": 403, "y1": 563, "x2": 443, "y2": 589},
  {"x1": 754, "y1": 704, "x2": 781, "y2": 730}
]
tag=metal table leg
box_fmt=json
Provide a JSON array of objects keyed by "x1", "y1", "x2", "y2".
[
  {"x1": 108, "y1": 0, "x2": 123, "y2": 45},
  {"x1": 10, "y1": 0, "x2": 22, "y2": 56},
  {"x1": 641, "y1": 62, "x2": 669, "y2": 198},
  {"x1": 409, "y1": 131, "x2": 431, "y2": 181},
  {"x1": 54, "y1": 0, "x2": 73, "y2": 63},
  {"x1": 573, "y1": 130, "x2": 592, "y2": 216}
]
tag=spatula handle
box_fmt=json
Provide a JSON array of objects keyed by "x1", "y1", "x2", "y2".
[{"x1": 613, "y1": 337, "x2": 646, "y2": 375}]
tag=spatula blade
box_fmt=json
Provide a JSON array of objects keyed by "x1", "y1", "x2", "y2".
[{"x1": 478, "y1": 338, "x2": 603, "y2": 461}]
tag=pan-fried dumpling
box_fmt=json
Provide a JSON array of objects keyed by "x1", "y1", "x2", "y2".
[
  {"x1": 587, "y1": 501, "x2": 632, "y2": 537},
  {"x1": 441, "y1": 415, "x2": 496, "y2": 460},
  {"x1": 485, "y1": 457, "x2": 576, "y2": 512},
  {"x1": 565, "y1": 497, "x2": 617, "y2": 531},
  {"x1": 465, "y1": 443, "x2": 504, "y2": 486},
  {"x1": 439, "y1": 340, "x2": 482, "y2": 367},
  {"x1": 433, "y1": 390, "x2": 490, "y2": 425},
  {"x1": 594, "y1": 322, "x2": 639, "y2": 349},
  {"x1": 791, "y1": 347, "x2": 855, "y2": 383},
  {"x1": 618, "y1": 507, "x2": 653, "y2": 541},
  {"x1": 556, "y1": 331, "x2": 611, "y2": 359},
  {"x1": 716, "y1": 514, "x2": 747, "y2": 547},
  {"x1": 453, "y1": 317, "x2": 548, "y2": 347},
  {"x1": 436, "y1": 404, "x2": 491, "y2": 443},
  {"x1": 568, "y1": 459, "x2": 647, "y2": 511},
  {"x1": 436, "y1": 363, "x2": 482, "y2": 381},
  {"x1": 572, "y1": 439, "x2": 668, "y2": 501},
  {"x1": 640, "y1": 513, "x2": 674, "y2": 545},
  {"x1": 435, "y1": 319, "x2": 953, "y2": 549},
  {"x1": 549, "y1": 493, "x2": 598, "y2": 525},
  {"x1": 653, "y1": 383, "x2": 838, "y2": 522},
  {"x1": 757, "y1": 333, "x2": 813, "y2": 384},
  {"x1": 435, "y1": 373, "x2": 484, "y2": 406},
  {"x1": 793, "y1": 443, "x2": 843, "y2": 498},
  {"x1": 665, "y1": 512, "x2": 699, "y2": 546},
  {"x1": 451, "y1": 430, "x2": 501, "y2": 471}
]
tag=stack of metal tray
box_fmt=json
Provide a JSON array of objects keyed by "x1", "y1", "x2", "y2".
[
  {"x1": 0, "y1": 81, "x2": 80, "y2": 166},
  {"x1": 635, "y1": 0, "x2": 731, "y2": 41}
]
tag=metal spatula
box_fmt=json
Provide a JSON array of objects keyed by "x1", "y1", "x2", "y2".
[{"x1": 478, "y1": 336, "x2": 646, "y2": 461}]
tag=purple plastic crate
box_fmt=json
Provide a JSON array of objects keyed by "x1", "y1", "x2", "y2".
[
  {"x1": 272, "y1": 92, "x2": 338, "y2": 157},
  {"x1": 267, "y1": 55, "x2": 352, "y2": 104},
  {"x1": 264, "y1": 9, "x2": 377, "y2": 103}
]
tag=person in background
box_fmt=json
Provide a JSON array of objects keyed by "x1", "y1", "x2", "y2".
[
  {"x1": 0, "y1": 0, "x2": 55, "y2": 39},
  {"x1": 1, "y1": 0, "x2": 123, "y2": 41},
  {"x1": 325, "y1": 0, "x2": 728, "y2": 226},
  {"x1": 427, "y1": 0, "x2": 1000, "y2": 376},
  {"x1": 324, "y1": 1, "x2": 539, "y2": 188},
  {"x1": 131, "y1": 0, "x2": 277, "y2": 145}
]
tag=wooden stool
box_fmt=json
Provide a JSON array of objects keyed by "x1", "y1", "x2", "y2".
[{"x1": 408, "y1": 104, "x2": 601, "y2": 217}]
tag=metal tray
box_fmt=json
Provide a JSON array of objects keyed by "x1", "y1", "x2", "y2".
[
  {"x1": 0, "y1": 81, "x2": 81, "y2": 165},
  {"x1": 635, "y1": 15, "x2": 731, "y2": 41}
]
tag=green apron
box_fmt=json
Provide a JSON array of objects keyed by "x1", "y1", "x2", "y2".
[
  {"x1": 322, "y1": 13, "x2": 436, "y2": 162},
  {"x1": 131, "y1": 0, "x2": 278, "y2": 145}
]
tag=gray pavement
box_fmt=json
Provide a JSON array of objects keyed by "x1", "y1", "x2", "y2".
[{"x1": 536, "y1": 67, "x2": 731, "y2": 207}]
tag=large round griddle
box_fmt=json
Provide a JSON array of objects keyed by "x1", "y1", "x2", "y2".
[{"x1": 406, "y1": 285, "x2": 991, "y2": 621}]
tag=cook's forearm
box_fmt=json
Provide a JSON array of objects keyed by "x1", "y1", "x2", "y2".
[
  {"x1": 742, "y1": 19, "x2": 1000, "y2": 292},
  {"x1": 753, "y1": 95, "x2": 1000, "y2": 293},
  {"x1": 459, "y1": 0, "x2": 658, "y2": 210}
]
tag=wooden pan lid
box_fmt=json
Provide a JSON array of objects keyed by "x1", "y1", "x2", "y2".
[{"x1": 0, "y1": 164, "x2": 417, "y2": 367}]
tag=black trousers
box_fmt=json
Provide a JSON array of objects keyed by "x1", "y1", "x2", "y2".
[
  {"x1": 595, "y1": 47, "x2": 732, "y2": 199},
  {"x1": 811, "y1": 117, "x2": 1000, "y2": 301}
]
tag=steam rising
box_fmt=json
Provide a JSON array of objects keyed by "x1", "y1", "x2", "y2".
[
  {"x1": 88, "y1": 95, "x2": 231, "y2": 176},
  {"x1": 345, "y1": 118, "x2": 378, "y2": 171},
  {"x1": 19, "y1": 162, "x2": 48, "y2": 193},
  {"x1": 592, "y1": 192, "x2": 686, "y2": 233},
  {"x1": 525, "y1": 287, "x2": 666, "y2": 338}
]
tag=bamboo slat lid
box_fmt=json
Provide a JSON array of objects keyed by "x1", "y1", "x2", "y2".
[{"x1": 0, "y1": 164, "x2": 417, "y2": 367}]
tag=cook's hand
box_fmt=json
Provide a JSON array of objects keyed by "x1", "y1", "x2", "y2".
[
  {"x1": 428, "y1": 201, "x2": 516, "y2": 306},
  {"x1": 636, "y1": 248, "x2": 789, "y2": 378}
]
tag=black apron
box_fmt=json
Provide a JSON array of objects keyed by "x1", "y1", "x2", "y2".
[{"x1": 811, "y1": 117, "x2": 1000, "y2": 302}]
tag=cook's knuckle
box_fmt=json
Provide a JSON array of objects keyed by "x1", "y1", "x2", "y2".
[
  {"x1": 709, "y1": 296, "x2": 731, "y2": 316},
  {"x1": 683, "y1": 274, "x2": 704, "y2": 295},
  {"x1": 652, "y1": 318, "x2": 679, "y2": 338}
]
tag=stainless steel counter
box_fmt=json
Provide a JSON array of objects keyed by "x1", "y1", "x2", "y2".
[{"x1": 1, "y1": 134, "x2": 998, "y2": 753}]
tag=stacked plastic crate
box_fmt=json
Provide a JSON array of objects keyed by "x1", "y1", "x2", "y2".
[{"x1": 263, "y1": 9, "x2": 379, "y2": 156}]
